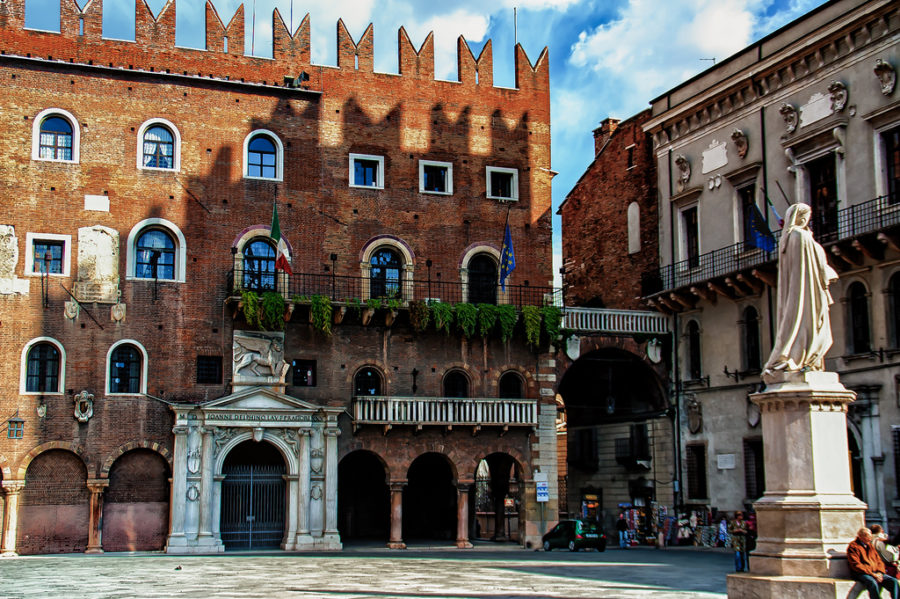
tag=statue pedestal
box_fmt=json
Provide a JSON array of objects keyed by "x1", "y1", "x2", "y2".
[{"x1": 727, "y1": 371, "x2": 867, "y2": 598}]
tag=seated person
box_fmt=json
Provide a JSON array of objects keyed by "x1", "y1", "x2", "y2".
[
  {"x1": 847, "y1": 527, "x2": 900, "y2": 599},
  {"x1": 872, "y1": 524, "x2": 900, "y2": 578}
]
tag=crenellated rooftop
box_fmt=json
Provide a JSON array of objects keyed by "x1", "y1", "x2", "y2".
[{"x1": 0, "y1": 0, "x2": 549, "y2": 96}]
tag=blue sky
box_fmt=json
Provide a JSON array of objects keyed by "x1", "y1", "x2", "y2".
[{"x1": 25, "y1": 0, "x2": 829, "y2": 284}]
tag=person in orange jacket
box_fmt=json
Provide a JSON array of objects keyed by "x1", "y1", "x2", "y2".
[{"x1": 847, "y1": 527, "x2": 900, "y2": 599}]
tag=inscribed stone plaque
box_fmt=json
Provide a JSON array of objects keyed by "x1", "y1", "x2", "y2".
[
  {"x1": 701, "y1": 140, "x2": 728, "y2": 174},
  {"x1": 799, "y1": 92, "x2": 832, "y2": 128}
]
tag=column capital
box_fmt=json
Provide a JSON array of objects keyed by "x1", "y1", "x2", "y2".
[
  {"x1": 1, "y1": 480, "x2": 25, "y2": 494},
  {"x1": 324, "y1": 428, "x2": 341, "y2": 438},
  {"x1": 86, "y1": 479, "x2": 110, "y2": 493},
  {"x1": 298, "y1": 428, "x2": 312, "y2": 437},
  {"x1": 389, "y1": 480, "x2": 408, "y2": 491},
  {"x1": 172, "y1": 425, "x2": 190, "y2": 435}
]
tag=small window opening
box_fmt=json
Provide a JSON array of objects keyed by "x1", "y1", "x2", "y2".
[
  {"x1": 292, "y1": 360, "x2": 317, "y2": 387},
  {"x1": 475, "y1": 69, "x2": 479, "y2": 85},
  {"x1": 7, "y1": 416, "x2": 24, "y2": 439},
  {"x1": 223, "y1": 36, "x2": 228, "y2": 53},
  {"x1": 354, "y1": 54, "x2": 359, "y2": 70},
  {"x1": 78, "y1": 17, "x2": 84, "y2": 36},
  {"x1": 196, "y1": 355, "x2": 223, "y2": 385}
]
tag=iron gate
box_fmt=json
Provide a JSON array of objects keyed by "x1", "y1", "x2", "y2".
[{"x1": 220, "y1": 463, "x2": 286, "y2": 549}]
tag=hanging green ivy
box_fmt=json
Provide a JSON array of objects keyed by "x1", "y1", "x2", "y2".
[
  {"x1": 310, "y1": 295, "x2": 333, "y2": 335},
  {"x1": 385, "y1": 298, "x2": 402, "y2": 311},
  {"x1": 346, "y1": 297, "x2": 362, "y2": 318},
  {"x1": 241, "y1": 289, "x2": 261, "y2": 329},
  {"x1": 432, "y1": 302, "x2": 454, "y2": 335},
  {"x1": 476, "y1": 304, "x2": 498, "y2": 338},
  {"x1": 522, "y1": 305, "x2": 542, "y2": 348},
  {"x1": 455, "y1": 303, "x2": 477, "y2": 338},
  {"x1": 496, "y1": 304, "x2": 518, "y2": 342},
  {"x1": 260, "y1": 292, "x2": 286, "y2": 331},
  {"x1": 409, "y1": 300, "x2": 431, "y2": 333},
  {"x1": 541, "y1": 305, "x2": 563, "y2": 343}
]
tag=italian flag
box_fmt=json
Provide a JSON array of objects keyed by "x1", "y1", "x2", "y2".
[{"x1": 271, "y1": 202, "x2": 293, "y2": 275}]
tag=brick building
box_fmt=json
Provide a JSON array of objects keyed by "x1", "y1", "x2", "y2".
[
  {"x1": 0, "y1": 0, "x2": 560, "y2": 555},
  {"x1": 556, "y1": 111, "x2": 673, "y2": 539}
]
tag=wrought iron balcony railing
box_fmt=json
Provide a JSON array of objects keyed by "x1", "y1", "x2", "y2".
[
  {"x1": 642, "y1": 194, "x2": 900, "y2": 298},
  {"x1": 230, "y1": 268, "x2": 563, "y2": 308},
  {"x1": 352, "y1": 395, "x2": 538, "y2": 429}
]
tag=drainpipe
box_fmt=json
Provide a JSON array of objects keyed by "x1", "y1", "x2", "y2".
[{"x1": 667, "y1": 147, "x2": 683, "y2": 510}]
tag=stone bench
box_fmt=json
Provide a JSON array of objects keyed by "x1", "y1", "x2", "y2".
[{"x1": 728, "y1": 573, "x2": 891, "y2": 598}]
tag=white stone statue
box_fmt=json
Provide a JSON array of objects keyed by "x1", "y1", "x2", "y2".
[{"x1": 763, "y1": 203, "x2": 839, "y2": 380}]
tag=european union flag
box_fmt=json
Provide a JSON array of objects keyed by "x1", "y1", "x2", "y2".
[
  {"x1": 746, "y1": 204, "x2": 776, "y2": 252},
  {"x1": 499, "y1": 224, "x2": 516, "y2": 291}
]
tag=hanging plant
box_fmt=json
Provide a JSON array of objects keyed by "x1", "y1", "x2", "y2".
[
  {"x1": 366, "y1": 297, "x2": 383, "y2": 311},
  {"x1": 310, "y1": 295, "x2": 333, "y2": 335},
  {"x1": 476, "y1": 304, "x2": 498, "y2": 338},
  {"x1": 455, "y1": 303, "x2": 477, "y2": 338},
  {"x1": 260, "y1": 292, "x2": 286, "y2": 331},
  {"x1": 240, "y1": 289, "x2": 261, "y2": 329},
  {"x1": 432, "y1": 302, "x2": 454, "y2": 335},
  {"x1": 496, "y1": 304, "x2": 518, "y2": 342},
  {"x1": 385, "y1": 298, "x2": 402, "y2": 311},
  {"x1": 409, "y1": 300, "x2": 431, "y2": 333},
  {"x1": 541, "y1": 305, "x2": 563, "y2": 343},
  {"x1": 347, "y1": 297, "x2": 362, "y2": 318},
  {"x1": 522, "y1": 305, "x2": 542, "y2": 348}
]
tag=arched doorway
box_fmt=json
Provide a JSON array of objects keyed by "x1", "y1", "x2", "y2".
[
  {"x1": 338, "y1": 450, "x2": 389, "y2": 541},
  {"x1": 220, "y1": 440, "x2": 286, "y2": 549},
  {"x1": 102, "y1": 449, "x2": 170, "y2": 552},
  {"x1": 472, "y1": 453, "x2": 522, "y2": 542},
  {"x1": 403, "y1": 453, "x2": 456, "y2": 542},
  {"x1": 17, "y1": 450, "x2": 90, "y2": 554},
  {"x1": 848, "y1": 427, "x2": 864, "y2": 501}
]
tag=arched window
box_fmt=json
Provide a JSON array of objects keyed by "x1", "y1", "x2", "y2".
[
  {"x1": 135, "y1": 229, "x2": 176, "y2": 280},
  {"x1": 686, "y1": 320, "x2": 701, "y2": 380},
  {"x1": 468, "y1": 254, "x2": 498, "y2": 305},
  {"x1": 243, "y1": 238, "x2": 277, "y2": 292},
  {"x1": 370, "y1": 248, "x2": 402, "y2": 299},
  {"x1": 109, "y1": 344, "x2": 143, "y2": 394},
  {"x1": 354, "y1": 367, "x2": 383, "y2": 396},
  {"x1": 848, "y1": 282, "x2": 871, "y2": 354},
  {"x1": 39, "y1": 116, "x2": 74, "y2": 161},
  {"x1": 498, "y1": 372, "x2": 523, "y2": 398},
  {"x1": 889, "y1": 272, "x2": 900, "y2": 348},
  {"x1": 443, "y1": 370, "x2": 469, "y2": 398},
  {"x1": 243, "y1": 130, "x2": 283, "y2": 181},
  {"x1": 742, "y1": 306, "x2": 761, "y2": 372},
  {"x1": 25, "y1": 342, "x2": 60, "y2": 393},
  {"x1": 142, "y1": 125, "x2": 175, "y2": 169}
]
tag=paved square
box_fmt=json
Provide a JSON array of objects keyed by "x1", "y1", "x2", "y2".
[{"x1": 0, "y1": 547, "x2": 731, "y2": 598}]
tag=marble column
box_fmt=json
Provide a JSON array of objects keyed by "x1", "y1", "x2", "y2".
[
  {"x1": 212, "y1": 475, "x2": 224, "y2": 539},
  {"x1": 166, "y1": 425, "x2": 190, "y2": 552},
  {"x1": 456, "y1": 483, "x2": 473, "y2": 549},
  {"x1": 1, "y1": 480, "x2": 24, "y2": 557},
  {"x1": 197, "y1": 427, "x2": 218, "y2": 547},
  {"x1": 85, "y1": 479, "x2": 109, "y2": 554},
  {"x1": 323, "y1": 428, "x2": 341, "y2": 547},
  {"x1": 183, "y1": 426, "x2": 202, "y2": 539},
  {"x1": 388, "y1": 481, "x2": 406, "y2": 549},
  {"x1": 295, "y1": 429, "x2": 312, "y2": 547}
]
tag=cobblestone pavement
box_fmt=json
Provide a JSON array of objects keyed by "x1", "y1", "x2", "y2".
[{"x1": 0, "y1": 546, "x2": 731, "y2": 599}]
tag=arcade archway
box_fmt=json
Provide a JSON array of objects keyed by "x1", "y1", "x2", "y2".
[
  {"x1": 472, "y1": 453, "x2": 522, "y2": 542},
  {"x1": 403, "y1": 453, "x2": 456, "y2": 541},
  {"x1": 220, "y1": 440, "x2": 286, "y2": 550},
  {"x1": 338, "y1": 450, "x2": 389, "y2": 541},
  {"x1": 102, "y1": 449, "x2": 170, "y2": 552}
]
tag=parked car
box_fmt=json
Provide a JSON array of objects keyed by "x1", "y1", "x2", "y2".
[{"x1": 542, "y1": 519, "x2": 607, "y2": 551}]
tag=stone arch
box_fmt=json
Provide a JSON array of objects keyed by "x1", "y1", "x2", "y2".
[
  {"x1": 397, "y1": 446, "x2": 461, "y2": 482},
  {"x1": 346, "y1": 360, "x2": 391, "y2": 392},
  {"x1": 359, "y1": 234, "x2": 416, "y2": 266},
  {"x1": 0, "y1": 453, "x2": 11, "y2": 480},
  {"x1": 438, "y1": 362, "x2": 476, "y2": 396},
  {"x1": 484, "y1": 363, "x2": 534, "y2": 397},
  {"x1": 16, "y1": 440, "x2": 88, "y2": 479},
  {"x1": 467, "y1": 447, "x2": 531, "y2": 481},
  {"x1": 101, "y1": 440, "x2": 172, "y2": 477},
  {"x1": 214, "y1": 430, "x2": 298, "y2": 476}
]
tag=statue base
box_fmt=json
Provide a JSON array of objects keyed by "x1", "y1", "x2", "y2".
[{"x1": 727, "y1": 573, "x2": 870, "y2": 598}]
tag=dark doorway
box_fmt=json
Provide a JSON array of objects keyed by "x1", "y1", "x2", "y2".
[
  {"x1": 403, "y1": 453, "x2": 456, "y2": 541},
  {"x1": 338, "y1": 451, "x2": 389, "y2": 541},
  {"x1": 472, "y1": 453, "x2": 521, "y2": 542},
  {"x1": 468, "y1": 254, "x2": 498, "y2": 304},
  {"x1": 220, "y1": 440, "x2": 286, "y2": 550}
]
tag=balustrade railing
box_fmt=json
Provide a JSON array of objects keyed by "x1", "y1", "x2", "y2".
[
  {"x1": 352, "y1": 396, "x2": 538, "y2": 427},
  {"x1": 563, "y1": 307, "x2": 669, "y2": 334}
]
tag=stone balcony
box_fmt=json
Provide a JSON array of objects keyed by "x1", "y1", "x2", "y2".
[
  {"x1": 562, "y1": 307, "x2": 670, "y2": 335},
  {"x1": 351, "y1": 395, "x2": 538, "y2": 433}
]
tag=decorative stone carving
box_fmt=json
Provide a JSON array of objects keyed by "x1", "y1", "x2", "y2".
[
  {"x1": 186, "y1": 449, "x2": 201, "y2": 474},
  {"x1": 74, "y1": 225, "x2": 120, "y2": 303},
  {"x1": 310, "y1": 448, "x2": 324, "y2": 474},
  {"x1": 746, "y1": 395, "x2": 760, "y2": 428},
  {"x1": 73, "y1": 390, "x2": 94, "y2": 423},
  {"x1": 110, "y1": 302, "x2": 126, "y2": 322},
  {"x1": 874, "y1": 59, "x2": 896, "y2": 96},
  {"x1": 310, "y1": 484, "x2": 323, "y2": 500},
  {"x1": 828, "y1": 81, "x2": 848, "y2": 112},
  {"x1": 252, "y1": 426, "x2": 264, "y2": 442},
  {"x1": 731, "y1": 129, "x2": 748, "y2": 158},
  {"x1": 214, "y1": 427, "x2": 239, "y2": 455},
  {"x1": 232, "y1": 331, "x2": 290, "y2": 386},
  {"x1": 686, "y1": 396, "x2": 702, "y2": 434},
  {"x1": 785, "y1": 147, "x2": 800, "y2": 175},
  {"x1": 674, "y1": 154, "x2": 691, "y2": 192},
  {"x1": 64, "y1": 301, "x2": 80, "y2": 320},
  {"x1": 833, "y1": 126, "x2": 846, "y2": 156},
  {"x1": 278, "y1": 428, "x2": 300, "y2": 456},
  {"x1": 36, "y1": 403, "x2": 47, "y2": 418},
  {"x1": 186, "y1": 484, "x2": 200, "y2": 502},
  {"x1": 701, "y1": 140, "x2": 728, "y2": 174},
  {"x1": 779, "y1": 103, "x2": 798, "y2": 135},
  {"x1": 0, "y1": 225, "x2": 28, "y2": 295}
]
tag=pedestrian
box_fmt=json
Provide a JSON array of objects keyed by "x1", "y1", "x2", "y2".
[
  {"x1": 716, "y1": 516, "x2": 728, "y2": 548},
  {"x1": 847, "y1": 527, "x2": 900, "y2": 599},
  {"x1": 872, "y1": 524, "x2": 900, "y2": 578},
  {"x1": 616, "y1": 513, "x2": 629, "y2": 548},
  {"x1": 729, "y1": 511, "x2": 749, "y2": 572}
]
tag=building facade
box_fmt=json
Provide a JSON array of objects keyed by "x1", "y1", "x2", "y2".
[
  {"x1": 0, "y1": 0, "x2": 560, "y2": 555},
  {"x1": 641, "y1": 0, "x2": 900, "y2": 531}
]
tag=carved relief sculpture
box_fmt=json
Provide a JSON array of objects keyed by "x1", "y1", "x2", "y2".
[
  {"x1": 687, "y1": 396, "x2": 702, "y2": 434},
  {"x1": 186, "y1": 449, "x2": 201, "y2": 474},
  {"x1": 64, "y1": 301, "x2": 80, "y2": 320},
  {"x1": 73, "y1": 390, "x2": 94, "y2": 423},
  {"x1": 827, "y1": 81, "x2": 848, "y2": 112},
  {"x1": 875, "y1": 59, "x2": 896, "y2": 95},
  {"x1": 779, "y1": 103, "x2": 798, "y2": 135},
  {"x1": 232, "y1": 331, "x2": 291, "y2": 386},
  {"x1": 0, "y1": 225, "x2": 27, "y2": 295},
  {"x1": 763, "y1": 203, "x2": 839, "y2": 380},
  {"x1": 731, "y1": 129, "x2": 748, "y2": 159},
  {"x1": 674, "y1": 154, "x2": 691, "y2": 193},
  {"x1": 74, "y1": 225, "x2": 120, "y2": 303},
  {"x1": 110, "y1": 302, "x2": 126, "y2": 322}
]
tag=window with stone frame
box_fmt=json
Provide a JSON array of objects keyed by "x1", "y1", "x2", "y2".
[
  {"x1": 292, "y1": 359, "x2": 316, "y2": 387},
  {"x1": 681, "y1": 205, "x2": 700, "y2": 269},
  {"x1": 443, "y1": 370, "x2": 469, "y2": 398},
  {"x1": 31, "y1": 239, "x2": 64, "y2": 275},
  {"x1": 25, "y1": 342, "x2": 60, "y2": 393},
  {"x1": 109, "y1": 344, "x2": 142, "y2": 394},
  {"x1": 354, "y1": 367, "x2": 382, "y2": 396},
  {"x1": 883, "y1": 125, "x2": 900, "y2": 205},
  {"x1": 807, "y1": 154, "x2": 838, "y2": 241},
  {"x1": 686, "y1": 443, "x2": 707, "y2": 500},
  {"x1": 847, "y1": 282, "x2": 872, "y2": 354},
  {"x1": 38, "y1": 115, "x2": 73, "y2": 161},
  {"x1": 741, "y1": 306, "x2": 762, "y2": 372}
]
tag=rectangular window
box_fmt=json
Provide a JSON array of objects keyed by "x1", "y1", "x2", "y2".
[
  {"x1": 349, "y1": 153, "x2": 384, "y2": 189},
  {"x1": 486, "y1": 166, "x2": 519, "y2": 201},
  {"x1": 743, "y1": 438, "x2": 765, "y2": 500},
  {"x1": 686, "y1": 444, "x2": 708, "y2": 500},
  {"x1": 681, "y1": 206, "x2": 700, "y2": 269},
  {"x1": 738, "y1": 184, "x2": 757, "y2": 245},
  {"x1": 25, "y1": 233, "x2": 71, "y2": 277},
  {"x1": 419, "y1": 160, "x2": 453, "y2": 195},
  {"x1": 626, "y1": 144, "x2": 636, "y2": 169},
  {"x1": 884, "y1": 126, "x2": 900, "y2": 205},
  {"x1": 292, "y1": 359, "x2": 316, "y2": 387},
  {"x1": 196, "y1": 356, "x2": 223, "y2": 385},
  {"x1": 807, "y1": 154, "x2": 838, "y2": 240},
  {"x1": 7, "y1": 419, "x2": 24, "y2": 439}
]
